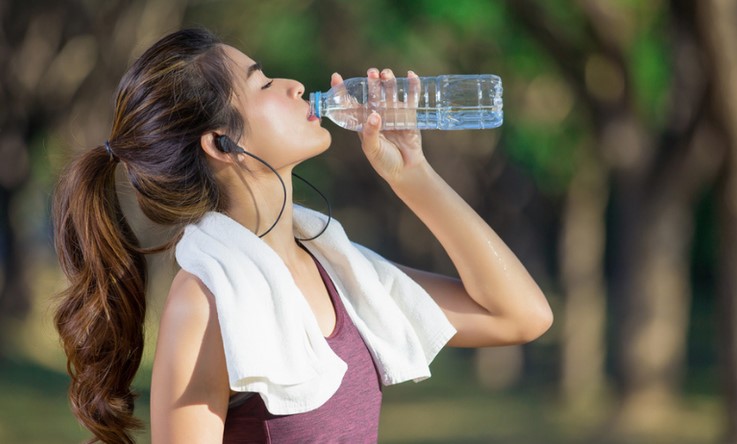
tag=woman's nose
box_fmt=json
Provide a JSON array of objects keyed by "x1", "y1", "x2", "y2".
[{"x1": 290, "y1": 80, "x2": 305, "y2": 98}]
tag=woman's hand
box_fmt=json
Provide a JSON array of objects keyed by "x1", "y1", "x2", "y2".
[{"x1": 331, "y1": 68, "x2": 426, "y2": 184}]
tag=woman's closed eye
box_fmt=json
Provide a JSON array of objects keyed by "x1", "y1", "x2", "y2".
[{"x1": 262, "y1": 80, "x2": 274, "y2": 90}]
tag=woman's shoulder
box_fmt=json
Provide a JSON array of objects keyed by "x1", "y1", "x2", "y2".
[
  {"x1": 153, "y1": 268, "x2": 228, "y2": 392},
  {"x1": 159, "y1": 269, "x2": 216, "y2": 329},
  {"x1": 151, "y1": 271, "x2": 230, "y2": 438}
]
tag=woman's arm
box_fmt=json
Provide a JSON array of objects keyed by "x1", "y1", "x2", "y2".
[
  {"x1": 389, "y1": 162, "x2": 553, "y2": 347},
  {"x1": 150, "y1": 270, "x2": 230, "y2": 443},
  {"x1": 346, "y1": 68, "x2": 553, "y2": 348}
]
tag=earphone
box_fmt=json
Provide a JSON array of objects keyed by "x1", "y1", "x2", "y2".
[
  {"x1": 215, "y1": 134, "x2": 246, "y2": 154},
  {"x1": 212, "y1": 134, "x2": 332, "y2": 241}
]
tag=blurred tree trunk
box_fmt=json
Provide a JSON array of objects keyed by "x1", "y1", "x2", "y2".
[
  {"x1": 698, "y1": 0, "x2": 737, "y2": 441},
  {"x1": 612, "y1": 120, "x2": 716, "y2": 429},
  {"x1": 582, "y1": 10, "x2": 715, "y2": 430},
  {"x1": 508, "y1": 0, "x2": 720, "y2": 434},
  {"x1": 0, "y1": 0, "x2": 48, "y2": 340},
  {"x1": 503, "y1": 0, "x2": 614, "y2": 409},
  {"x1": 559, "y1": 149, "x2": 609, "y2": 408}
]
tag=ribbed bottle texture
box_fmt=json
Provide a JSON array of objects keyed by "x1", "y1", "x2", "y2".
[{"x1": 309, "y1": 74, "x2": 503, "y2": 131}]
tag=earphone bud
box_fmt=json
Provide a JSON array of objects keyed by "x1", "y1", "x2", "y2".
[{"x1": 215, "y1": 135, "x2": 246, "y2": 154}]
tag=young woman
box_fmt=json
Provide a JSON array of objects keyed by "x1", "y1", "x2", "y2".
[{"x1": 53, "y1": 28, "x2": 552, "y2": 443}]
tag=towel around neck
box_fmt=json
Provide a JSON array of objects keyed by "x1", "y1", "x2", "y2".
[{"x1": 174, "y1": 206, "x2": 456, "y2": 414}]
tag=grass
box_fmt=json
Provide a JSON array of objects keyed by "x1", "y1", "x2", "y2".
[
  {"x1": 0, "y1": 349, "x2": 724, "y2": 443},
  {"x1": 0, "y1": 355, "x2": 90, "y2": 443},
  {"x1": 0, "y1": 354, "x2": 153, "y2": 444}
]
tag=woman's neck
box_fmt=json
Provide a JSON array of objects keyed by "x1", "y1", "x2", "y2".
[{"x1": 225, "y1": 168, "x2": 301, "y2": 260}]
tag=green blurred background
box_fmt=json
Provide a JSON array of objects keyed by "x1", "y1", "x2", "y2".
[{"x1": 1, "y1": 0, "x2": 734, "y2": 442}]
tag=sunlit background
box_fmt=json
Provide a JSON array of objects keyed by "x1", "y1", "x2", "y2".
[{"x1": 0, "y1": 0, "x2": 734, "y2": 442}]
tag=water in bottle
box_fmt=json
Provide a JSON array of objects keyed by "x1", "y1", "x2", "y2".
[{"x1": 309, "y1": 74, "x2": 503, "y2": 131}]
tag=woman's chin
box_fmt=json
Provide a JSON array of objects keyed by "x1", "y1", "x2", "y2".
[{"x1": 317, "y1": 130, "x2": 332, "y2": 152}]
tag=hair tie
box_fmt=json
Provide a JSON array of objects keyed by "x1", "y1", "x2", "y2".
[{"x1": 104, "y1": 140, "x2": 117, "y2": 162}]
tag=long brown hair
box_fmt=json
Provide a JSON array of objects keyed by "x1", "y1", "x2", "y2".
[{"x1": 53, "y1": 28, "x2": 243, "y2": 443}]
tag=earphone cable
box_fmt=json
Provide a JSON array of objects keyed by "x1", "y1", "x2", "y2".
[
  {"x1": 293, "y1": 171, "x2": 332, "y2": 241},
  {"x1": 236, "y1": 150, "x2": 331, "y2": 240},
  {"x1": 237, "y1": 150, "x2": 287, "y2": 238}
]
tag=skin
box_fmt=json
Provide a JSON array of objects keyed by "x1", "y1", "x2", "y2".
[{"x1": 150, "y1": 45, "x2": 553, "y2": 443}]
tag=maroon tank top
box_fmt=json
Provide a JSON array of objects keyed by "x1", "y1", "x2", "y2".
[{"x1": 222, "y1": 252, "x2": 383, "y2": 443}]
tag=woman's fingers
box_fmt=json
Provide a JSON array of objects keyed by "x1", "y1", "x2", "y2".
[
  {"x1": 361, "y1": 111, "x2": 382, "y2": 152},
  {"x1": 330, "y1": 72, "x2": 344, "y2": 88},
  {"x1": 407, "y1": 70, "x2": 420, "y2": 108},
  {"x1": 367, "y1": 68, "x2": 381, "y2": 110},
  {"x1": 359, "y1": 68, "x2": 421, "y2": 130},
  {"x1": 381, "y1": 69, "x2": 397, "y2": 107}
]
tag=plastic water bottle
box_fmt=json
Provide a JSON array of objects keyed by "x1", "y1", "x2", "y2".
[{"x1": 309, "y1": 74, "x2": 503, "y2": 131}]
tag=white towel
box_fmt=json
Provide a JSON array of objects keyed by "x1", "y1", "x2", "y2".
[{"x1": 175, "y1": 206, "x2": 456, "y2": 415}]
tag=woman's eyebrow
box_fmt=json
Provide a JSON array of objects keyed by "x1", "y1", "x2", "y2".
[{"x1": 247, "y1": 62, "x2": 262, "y2": 79}]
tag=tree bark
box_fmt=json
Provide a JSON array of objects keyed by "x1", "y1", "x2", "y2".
[
  {"x1": 716, "y1": 163, "x2": 737, "y2": 444},
  {"x1": 610, "y1": 0, "x2": 717, "y2": 425},
  {"x1": 698, "y1": 0, "x2": 737, "y2": 440},
  {"x1": 560, "y1": 149, "x2": 609, "y2": 408},
  {"x1": 613, "y1": 175, "x2": 699, "y2": 430}
]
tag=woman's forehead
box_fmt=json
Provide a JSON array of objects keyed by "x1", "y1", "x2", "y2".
[{"x1": 222, "y1": 45, "x2": 256, "y2": 71}]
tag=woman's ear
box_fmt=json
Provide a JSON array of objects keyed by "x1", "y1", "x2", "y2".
[{"x1": 200, "y1": 132, "x2": 235, "y2": 163}]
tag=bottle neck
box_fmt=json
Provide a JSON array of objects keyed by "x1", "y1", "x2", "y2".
[{"x1": 309, "y1": 91, "x2": 322, "y2": 118}]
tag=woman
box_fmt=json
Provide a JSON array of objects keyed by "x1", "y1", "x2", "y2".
[{"x1": 53, "y1": 28, "x2": 552, "y2": 443}]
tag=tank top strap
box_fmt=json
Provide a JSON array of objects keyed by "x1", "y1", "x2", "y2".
[{"x1": 298, "y1": 241, "x2": 346, "y2": 340}]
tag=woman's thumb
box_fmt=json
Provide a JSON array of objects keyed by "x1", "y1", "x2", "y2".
[{"x1": 361, "y1": 111, "x2": 381, "y2": 151}]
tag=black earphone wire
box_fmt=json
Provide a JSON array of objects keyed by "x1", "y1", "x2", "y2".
[
  {"x1": 218, "y1": 135, "x2": 331, "y2": 240},
  {"x1": 292, "y1": 171, "x2": 332, "y2": 241},
  {"x1": 238, "y1": 149, "x2": 287, "y2": 238}
]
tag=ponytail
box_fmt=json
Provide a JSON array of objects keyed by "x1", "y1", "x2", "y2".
[
  {"x1": 53, "y1": 145, "x2": 147, "y2": 444},
  {"x1": 52, "y1": 27, "x2": 244, "y2": 442}
]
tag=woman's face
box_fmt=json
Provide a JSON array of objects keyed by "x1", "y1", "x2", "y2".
[{"x1": 223, "y1": 45, "x2": 331, "y2": 170}]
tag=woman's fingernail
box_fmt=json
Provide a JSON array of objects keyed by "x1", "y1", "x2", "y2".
[{"x1": 369, "y1": 113, "x2": 379, "y2": 125}]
